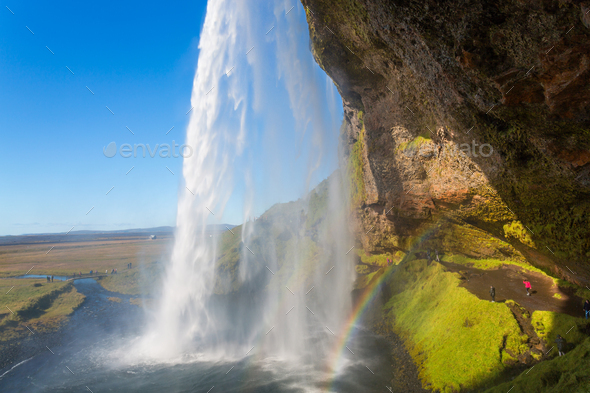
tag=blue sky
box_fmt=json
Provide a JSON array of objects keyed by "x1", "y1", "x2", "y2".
[{"x1": 0, "y1": 0, "x2": 342, "y2": 236}]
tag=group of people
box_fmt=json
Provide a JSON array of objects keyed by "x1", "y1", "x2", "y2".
[
  {"x1": 44, "y1": 266, "x2": 129, "y2": 281},
  {"x1": 489, "y1": 279, "x2": 533, "y2": 303},
  {"x1": 488, "y1": 278, "x2": 585, "y2": 357}
]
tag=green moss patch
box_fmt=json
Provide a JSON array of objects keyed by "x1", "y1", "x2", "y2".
[
  {"x1": 384, "y1": 260, "x2": 528, "y2": 392},
  {"x1": 442, "y1": 254, "x2": 550, "y2": 278},
  {"x1": 395, "y1": 135, "x2": 432, "y2": 154},
  {"x1": 531, "y1": 311, "x2": 586, "y2": 352},
  {"x1": 484, "y1": 337, "x2": 590, "y2": 393},
  {"x1": 425, "y1": 220, "x2": 524, "y2": 262},
  {"x1": 348, "y1": 123, "x2": 366, "y2": 206},
  {"x1": 504, "y1": 221, "x2": 536, "y2": 249},
  {"x1": 356, "y1": 249, "x2": 405, "y2": 267},
  {"x1": 355, "y1": 269, "x2": 383, "y2": 290}
]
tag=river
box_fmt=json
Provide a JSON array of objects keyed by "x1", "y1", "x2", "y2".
[{"x1": 0, "y1": 278, "x2": 406, "y2": 392}]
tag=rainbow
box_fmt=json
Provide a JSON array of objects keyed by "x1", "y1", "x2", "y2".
[
  {"x1": 325, "y1": 264, "x2": 395, "y2": 378},
  {"x1": 325, "y1": 220, "x2": 443, "y2": 389},
  {"x1": 238, "y1": 218, "x2": 443, "y2": 391}
]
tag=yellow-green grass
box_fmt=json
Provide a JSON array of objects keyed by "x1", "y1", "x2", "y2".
[
  {"x1": 98, "y1": 260, "x2": 164, "y2": 296},
  {"x1": 532, "y1": 310, "x2": 587, "y2": 352},
  {"x1": 0, "y1": 237, "x2": 172, "y2": 277},
  {"x1": 384, "y1": 260, "x2": 528, "y2": 392},
  {"x1": 354, "y1": 268, "x2": 383, "y2": 290},
  {"x1": 483, "y1": 337, "x2": 590, "y2": 393},
  {"x1": 503, "y1": 220, "x2": 536, "y2": 248},
  {"x1": 356, "y1": 249, "x2": 405, "y2": 267},
  {"x1": 442, "y1": 254, "x2": 554, "y2": 279},
  {"x1": 108, "y1": 297, "x2": 122, "y2": 303},
  {"x1": 395, "y1": 135, "x2": 432, "y2": 153},
  {"x1": 0, "y1": 278, "x2": 85, "y2": 343},
  {"x1": 348, "y1": 122, "x2": 366, "y2": 206}
]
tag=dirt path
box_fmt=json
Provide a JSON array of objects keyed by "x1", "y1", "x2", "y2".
[{"x1": 440, "y1": 261, "x2": 584, "y2": 317}]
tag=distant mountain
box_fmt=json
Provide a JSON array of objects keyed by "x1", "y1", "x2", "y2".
[{"x1": 0, "y1": 224, "x2": 237, "y2": 246}]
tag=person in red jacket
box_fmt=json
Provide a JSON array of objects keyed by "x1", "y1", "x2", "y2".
[{"x1": 523, "y1": 279, "x2": 532, "y2": 296}]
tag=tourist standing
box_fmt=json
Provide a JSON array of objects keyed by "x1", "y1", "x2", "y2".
[
  {"x1": 523, "y1": 279, "x2": 532, "y2": 296},
  {"x1": 490, "y1": 286, "x2": 495, "y2": 302},
  {"x1": 555, "y1": 335, "x2": 566, "y2": 356},
  {"x1": 584, "y1": 300, "x2": 590, "y2": 319}
]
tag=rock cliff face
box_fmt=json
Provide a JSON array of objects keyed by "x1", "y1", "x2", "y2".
[{"x1": 301, "y1": 0, "x2": 590, "y2": 285}]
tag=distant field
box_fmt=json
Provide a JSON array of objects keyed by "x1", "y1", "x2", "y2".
[
  {"x1": 0, "y1": 232, "x2": 175, "y2": 350},
  {"x1": 0, "y1": 235, "x2": 174, "y2": 277}
]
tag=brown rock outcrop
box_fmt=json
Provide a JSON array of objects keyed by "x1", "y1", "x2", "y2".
[{"x1": 302, "y1": 0, "x2": 590, "y2": 284}]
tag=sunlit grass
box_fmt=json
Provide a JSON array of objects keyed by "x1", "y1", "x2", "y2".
[
  {"x1": 384, "y1": 260, "x2": 528, "y2": 392},
  {"x1": 0, "y1": 278, "x2": 84, "y2": 343},
  {"x1": 532, "y1": 310, "x2": 586, "y2": 352},
  {"x1": 442, "y1": 254, "x2": 554, "y2": 280}
]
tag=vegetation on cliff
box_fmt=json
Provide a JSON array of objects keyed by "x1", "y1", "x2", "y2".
[
  {"x1": 347, "y1": 116, "x2": 367, "y2": 207},
  {"x1": 212, "y1": 173, "x2": 348, "y2": 295}
]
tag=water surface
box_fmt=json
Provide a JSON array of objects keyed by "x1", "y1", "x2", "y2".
[{"x1": 0, "y1": 279, "x2": 398, "y2": 392}]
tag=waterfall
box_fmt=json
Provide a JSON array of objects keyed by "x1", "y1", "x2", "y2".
[{"x1": 138, "y1": 0, "x2": 352, "y2": 364}]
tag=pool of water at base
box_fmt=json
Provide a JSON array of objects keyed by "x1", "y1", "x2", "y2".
[
  {"x1": 0, "y1": 279, "x2": 397, "y2": 392},
  {"x1": 12, "y1": 274, "x2": 69, "y2": 281}
]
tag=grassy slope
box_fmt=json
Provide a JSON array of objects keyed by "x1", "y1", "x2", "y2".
[
  {"x1": 484, "y1": 337, "x2": 590, "y2": 393},
  {"x1": 376, "y1": 247, "x2": 590, "y2": 392},
  {"x1": 531, "y1": 310, "x2": 587, "y2": 353},
  {"x1": 213, "y1": 176, "x2": 334, "y2": 295},
  {"x1": 384, "y1": 259, "x2": 528, "y2": 392},
  {"x1": 98, "y1": 260, "x2": 164, "y2": 296},
  {"x1": 0, "y1": 278, "x2": 84, "y2": 343}
]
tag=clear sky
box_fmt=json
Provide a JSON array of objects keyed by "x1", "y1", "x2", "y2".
[{"x1": 0, "y1": 0, "x2": 342, "y2": 236}]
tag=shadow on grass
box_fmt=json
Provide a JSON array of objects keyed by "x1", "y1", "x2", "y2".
[
  {"x1": 478, "y1": 308, "x2": 590, "y2": 392},
  {"x1": 15, "y1": 283, "x2": 75, "y2": 321}
]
